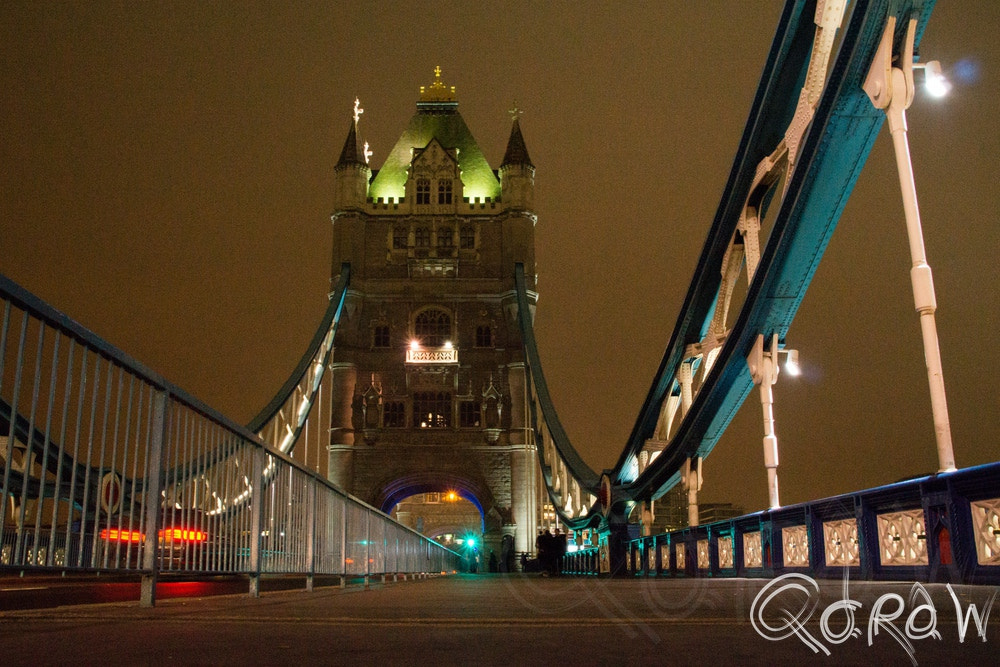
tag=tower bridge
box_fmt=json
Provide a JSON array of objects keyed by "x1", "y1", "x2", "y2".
[{"x1": 1, "y1": 0, "x2": 998, "y2": 631}]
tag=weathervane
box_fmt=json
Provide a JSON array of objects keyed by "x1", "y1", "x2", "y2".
[
  {"x1": 508, "y1": 102, "x2": 523, "y2": 122},
  {"x1": 353, "y1": 97, "x2": 364, "y2": 126}
]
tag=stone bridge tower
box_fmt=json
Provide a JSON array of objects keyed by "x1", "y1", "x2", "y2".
[{"x1": 326, "y1": 69, "x2": 539, "y2": 558}]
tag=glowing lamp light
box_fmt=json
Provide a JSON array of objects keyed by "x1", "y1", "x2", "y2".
[
  {"x1": 409, "y1": 339, "x2": 420, "y2": 350},
  {"x1": 446, "y1": 490, "x2": 458, "y2": 502},
  {"x1": 160, "y1": 528, "x2": 207, "y2": 543},
  {"x1": 467, "y1": 538, "x2": 476, "y2": 548},
  {"x1": 921, "y1": 60, "x2": 951, "y2": 98},
  {"x1": 783, "y1": 349, "x2": 801, "y2": 377},
  {"x1": 443, "y1": 340, "x2": 453, "y2": 349},
  {"x1": 101, "y1": 528, "x2": 144, "y2": 542}
]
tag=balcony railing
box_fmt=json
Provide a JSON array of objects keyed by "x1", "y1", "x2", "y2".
[{"x1": 405, "y1": 347, "x2": 458, "y2": 364}]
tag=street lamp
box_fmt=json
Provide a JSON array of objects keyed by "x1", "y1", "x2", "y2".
[
  {"x1": 864, "y1": 16, "x2": 956, "y2": 473},
  {"x1": 915, "y1": 60, "x2": 950, "y2": 98}
]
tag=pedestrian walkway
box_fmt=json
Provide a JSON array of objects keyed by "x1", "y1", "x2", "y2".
[{"x1": 0, "y1": 574, "x2": 996, "y2": 665}]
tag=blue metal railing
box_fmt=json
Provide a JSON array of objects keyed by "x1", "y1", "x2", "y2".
[
  {"x1": 0, "y1": 271, "x2": 460, "y2": 604},
  {"x1": 562, "y1": 462, "x2": 1000, "y2": 585}
]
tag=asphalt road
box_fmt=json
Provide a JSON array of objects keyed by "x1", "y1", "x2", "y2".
[{"x1": 0, "y1": 574, "x2": 996, "y2": 665}]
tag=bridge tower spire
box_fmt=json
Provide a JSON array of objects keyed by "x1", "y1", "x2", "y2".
[{"x1": 332, "y1": 97, "x2": 372, "y2": 211}]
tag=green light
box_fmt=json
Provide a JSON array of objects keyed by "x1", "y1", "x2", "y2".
[{"x1": 467, "y1": 538, "x2": 476, "y2": 548}]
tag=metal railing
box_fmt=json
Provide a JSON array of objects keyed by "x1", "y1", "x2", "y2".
[
  {"x1": 0, "y1": 273, "x2": 460, "y2": 604},
  {"x1": 562, "y1": 463, "x2": 1000, "y2": 585}
]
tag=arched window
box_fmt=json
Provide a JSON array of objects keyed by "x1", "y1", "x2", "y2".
[
  {"x1": 414, "y1": 227, "x2": 430, "y2": 248},
  {"x1": 372, "y1": 324, "x2": 390, "y2": 348},
  {"x1": 414, "y1": 308, "x2": 451, "y2": 347},
  {"x1": 437, "y1": 227, "x2": 454, "y2": 248},
  {"x1": 438, "y1": 179, "x2": 453, "y2": 204},
  {"x1": 460, "y1": 226, "x2": 475, "y2": 249},
  {"x1": 416, "y1": 178, "x2": 431, "y2": 205},
  {"x1": 392, "y1": 227, "x2": 408, "y2": 249},
  {"x1": 475, "y1": 325, "x2": 492, "y2": 348},
  {"x1": 414, "y1": 392, "x2": 451, "y2": 428},
  {"x1": 383, "y1": 401, "x2": 406, "y2": 428}
]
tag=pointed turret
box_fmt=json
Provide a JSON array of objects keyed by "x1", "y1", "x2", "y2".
[
  {"x1": 336, "y1": 117, "x2": 364, "y2": 167},
  {"x1": 332, "y1": 98, "x2": 372, "y2": 211},
  {"x1": 500, "y1": 106, "x2": 535, "y2": 211},
  {"x1": 501, "y1": 116, "x2": 533, "y2": 169}
]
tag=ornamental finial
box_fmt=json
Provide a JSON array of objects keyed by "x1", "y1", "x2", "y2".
[
  {"x1": 419, "y1": 66, "x2": 456, "y2": 102},
  {"x1": 353, "y1": 97, "x2": 364, "y2": 126},
  {"x1": 508, "y1": 102, "x2": 523, "y2": 123}
]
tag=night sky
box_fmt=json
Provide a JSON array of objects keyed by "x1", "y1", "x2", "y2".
[{"x1": 2, "y1": 2, "x2": 997, "y2": 510}]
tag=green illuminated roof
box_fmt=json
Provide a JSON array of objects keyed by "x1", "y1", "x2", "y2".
[{"x1": 368, "y1": 72, "x2": 500, "y2": 202}]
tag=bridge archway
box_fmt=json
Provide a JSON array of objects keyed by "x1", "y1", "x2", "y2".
[{"x1": 377, "y1": 471, "x2": 496, "y2": 536}]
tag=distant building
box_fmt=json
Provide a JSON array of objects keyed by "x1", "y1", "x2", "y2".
[
  {"x1": 326, "y1": 69, "x2": 540, "y2": 558},
  {"x1": 647, "y1": 486, "x2": 745, "y2": 533},
  {"x1": 698, "y1": 503, "x2": 745, "y2": 525}
]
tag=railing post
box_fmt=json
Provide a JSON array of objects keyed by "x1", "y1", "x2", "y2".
[
  {"x1": 364, "y1": 509, "x2": 371, "y2": 590},
  {"x1": 140, "y1": 390, "x2": 169, "y2": 607},
  {"x1": 306, "y1": 479, "x2": 316, "y2": 592},
  {"x1": 248, "y1": 447, "x2": 266, "y2": 597},
  {"x1": 340, "y1": 498, "x2": 347, "y2": 588}
]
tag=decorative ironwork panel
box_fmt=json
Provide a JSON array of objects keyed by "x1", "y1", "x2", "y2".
[
  {"x1": 744, "y1": 531, "x2": 762, "y2": 568},
  {"x1": 675, "y1": 542, "x2": 685, "y2": 570},
  {"x1": 647, "y1": 545, "x2": 657, "y2": 573},
  {"x1": 717, "y1": 535, "x2": 734, "y2": 569},
  {"x1": 823, "y1": 518, "x2": 860, "y2": 566},
  {"x1": 782, "y1": 525, "x2": 809, "y2": 567},
  {"x1": 877, "y1": 509, "x2": 928, "y2": 566},
  {"x1": 697, "y1": 539, "x2": 709, "y2": 570},
  {"x1": 970, "y1": 497, "x2": 1000, "y2": 566}
]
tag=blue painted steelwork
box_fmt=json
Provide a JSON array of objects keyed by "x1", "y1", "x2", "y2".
[
  {"x1": 514, "y1": 265, "x2": 600, "y2": 490},
  {"x1": 514, "y1": 0, "x2": 955, "y2": 536},
  {"x1": 614, "y1": 462, "x2": 1000, "y2": 585},
  {"x1": 613, "y1": 0, "x2": 936, "y2": 501},
  {"x1": 515, "y1": 264, "x2": 602, "y2": 530},
  {"x1": 514, "y1": 0, "x2": 941, "y2": 527},
  {"x1": 247, "y1": 262, "x2": 351, "y2": 435}
]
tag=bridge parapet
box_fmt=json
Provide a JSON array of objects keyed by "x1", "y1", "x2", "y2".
[{"x1": 607, "y1": 463, "x2": 1000, "y2": 585}]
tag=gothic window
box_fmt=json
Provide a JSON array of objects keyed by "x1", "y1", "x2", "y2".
[
  {"x1": 460, "y1": 226, "x2": 475, "y2": 249},
  {"x1": 437, "y1": 227, "x2": 454, "y2": 249},
  {"x1": 438, "y1": 179, "x2": 453, "y2": 204},
  {"x1": 475, "y1": 325, "x2": 492, "y2": 348},
  {"x1": 392, "y1": 227, "x2": 408, "y2": 249},
  {"x1": 414, "y1": 308, "x2": 451, "y2": 346},
  {"x1": 416, "y1": 178, "x2": 431, "y2": 205},
  {"x1": 413, "y1": 392, "x2": 451, "y2": 428},
  {"x1": 383, "y1": 401, "x2": 405, "y2": 428},
  {"x1": 373, "y1": 324, "x2": 390, "y2": 348},
  {"x1": 414, "y1": 227, "x2": 431, "y2": 248},
  {"x1": 460, "y1": 401, "x2": 481, "y2": 428}
]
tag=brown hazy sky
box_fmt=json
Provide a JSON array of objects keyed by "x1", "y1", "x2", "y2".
[{"x1": 2, "y1": 2, "x2": 997, "y2": 509}]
